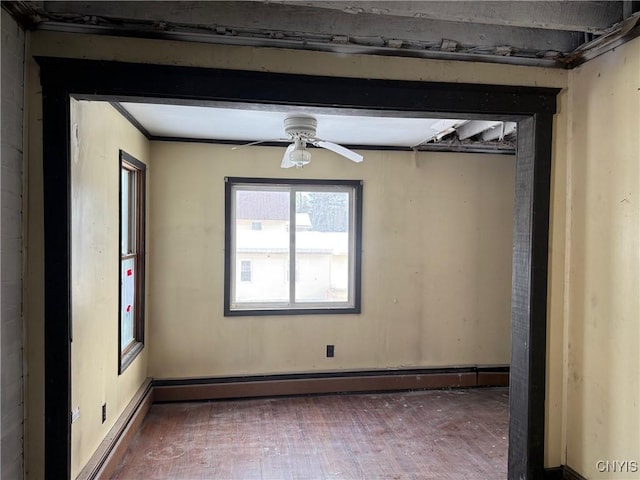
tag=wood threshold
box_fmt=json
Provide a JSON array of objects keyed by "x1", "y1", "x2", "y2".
[{"x1": 76, "y1": 378, "x2": 154, "y2": 480}]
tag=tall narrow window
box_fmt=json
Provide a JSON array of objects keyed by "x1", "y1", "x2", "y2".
[
  {"x1": 119, "y1": 150, "x2": 146, "y2": 373},
  {"x1": 225, "y1": 177, "x2": 362, "y2": 316}
]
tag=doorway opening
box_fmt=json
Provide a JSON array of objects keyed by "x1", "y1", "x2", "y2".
[{"x1": 37, "y1": 56, "x2": 558, "y2": 479}]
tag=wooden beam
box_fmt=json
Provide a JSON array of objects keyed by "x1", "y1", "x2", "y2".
[
  {"x1": 268, "y1": 1, "x2": 622, "y2": 34},
  {"x1": 564, "y1": 12, "x2": 640, "y2": 68},
  {"x1": 35, "y1": 57, "x2": 560, "y2": 116},
  {"x1": 42, "y1": 1, "x2": 582, "y2": 52}
]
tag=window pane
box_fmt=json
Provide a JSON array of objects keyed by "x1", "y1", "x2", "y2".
[
  {"x1": 295, "y1": 191, "x2": 350, "y2": 303},
  {"x1": 226, "y1": 179, "x2": 361, "y2": 315},
  {"x1": 119, "y1": 152, "x2": 146, "y2": 371},
  {"x1": 121, "y1": 168, "x2": 130, "y2": 255},
  {"x1": 121, "y1": 257, "x2": 136, "y2": 349},
  {"x1": 234, "y1": 189, "x2": 290, "y2": 304}
]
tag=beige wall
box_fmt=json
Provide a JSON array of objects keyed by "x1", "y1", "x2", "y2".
[
  {"x1": 29, "y1": 31, "x2": 567, "y2": 87},
  {"x1": 149, "y1": 142, "x2": 515, "y2": 377},
  {"x1": 68, "y1": 101, "x2": 150, "y2": 477},
  {"x1": 24, "y1": 31, "x2": 571, "y2": 478},
  {"x1": 564, "y1": 38, "x2": 640, "y2": 478},
  {"x1": 546, "y1": 84, "x2": 570, "y2": 469}
]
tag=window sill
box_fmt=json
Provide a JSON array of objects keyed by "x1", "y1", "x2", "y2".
[
  {"x1": 119, "y1": 341, "x2": 144, "y2": 374},
  {"x1": 224, "y1": 306, "x2": 361, "y2": 316}
]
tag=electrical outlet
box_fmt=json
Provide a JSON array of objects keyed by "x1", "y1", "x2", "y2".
[
  {"x1": 102, "y1": 403, "x2": 107, "y2": 424},
  {"x1": 326, "y1": 345, "x2": 335, "y2": 358},
  {"x1": 71, "y1": 406, "x2": 80, "y2": 423}
]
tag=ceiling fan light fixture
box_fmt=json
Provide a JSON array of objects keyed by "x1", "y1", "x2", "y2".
[{"x1": 289, "y1": 145, "x2": 312, "y2": 167}]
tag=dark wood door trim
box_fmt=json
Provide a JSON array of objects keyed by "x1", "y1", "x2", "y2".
[
  {"x1": 40, "y1": 81, "x2": 72, "y2": 480},
  {"x1": 508, "y1": 113, "x2": 554, "y2": 479},
  {"x1": 35, "y1": 56, "x2": 559, "y2": 479}
]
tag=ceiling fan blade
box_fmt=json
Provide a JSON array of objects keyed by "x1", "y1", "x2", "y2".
[
  {"x1": 315, "y1": 140, "x2": 363, "y2": 163},
  {"x1": 280, "y1": 143, "x2": 296, "y2": 168},
  {"x1": 231, "y1": 140, "x2": 267, "y2": 150},
  {"x1": 231, "y1": 138, "x2": 288, "y2": 150}
]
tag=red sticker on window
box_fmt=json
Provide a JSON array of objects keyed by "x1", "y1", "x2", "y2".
[
  {"x1": 126, "y1": 305, "x2": 132, "y2": 313},
  {"x1": 127, "y1": 269, "x2": 133, "y2": 276}
]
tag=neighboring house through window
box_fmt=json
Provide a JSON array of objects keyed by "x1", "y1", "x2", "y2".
[
  {"x1": 240, "y1": 260, "x2": 252, "y2": 282},
  {"x1": 119, "y1": 150, "x2": 146, "y2": 372},
  {"x1": 225, "y1": 177, "x2": 362, "y2": 315}
]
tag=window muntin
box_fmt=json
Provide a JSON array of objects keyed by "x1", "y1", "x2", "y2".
[
  {"x1": 119, "y1": 151, "x2": 146, "y2": 372},
  {"x1": 225, "y1": 178, "x2": 362, "y2": 316}
]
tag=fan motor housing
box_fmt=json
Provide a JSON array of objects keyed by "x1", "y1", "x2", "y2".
[{"x1": 284, "y1": 116, "x2": 317, "y2": 139}]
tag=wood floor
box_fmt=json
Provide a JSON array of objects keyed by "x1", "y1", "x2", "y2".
[{"x1": 111, "y1": 388, "x2": 509, "y2": 480}]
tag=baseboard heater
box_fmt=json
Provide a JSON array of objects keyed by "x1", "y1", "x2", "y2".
[
  {"x1": 78, "y1": 366, "x2": 508, "y2": 480},
  {"x1": 153, "y1": 365, "x2": 509, "y2": 402}
]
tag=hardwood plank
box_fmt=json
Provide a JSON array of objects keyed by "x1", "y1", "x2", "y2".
[{"x1": 112, "y1": 388, "x2": 509, "y2": 479}]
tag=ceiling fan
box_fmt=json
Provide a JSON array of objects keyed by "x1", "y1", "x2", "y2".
[
  {"x1": 234, "y1": 115, "x2": 364, "y2": 168},
  {"x1": 280, "y1": 116, "x2": 363, "y2": 168}
]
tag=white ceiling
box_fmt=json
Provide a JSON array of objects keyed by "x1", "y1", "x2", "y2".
[{"x1": 119, "y1": 102, "x2": 470, "y2": 148}]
